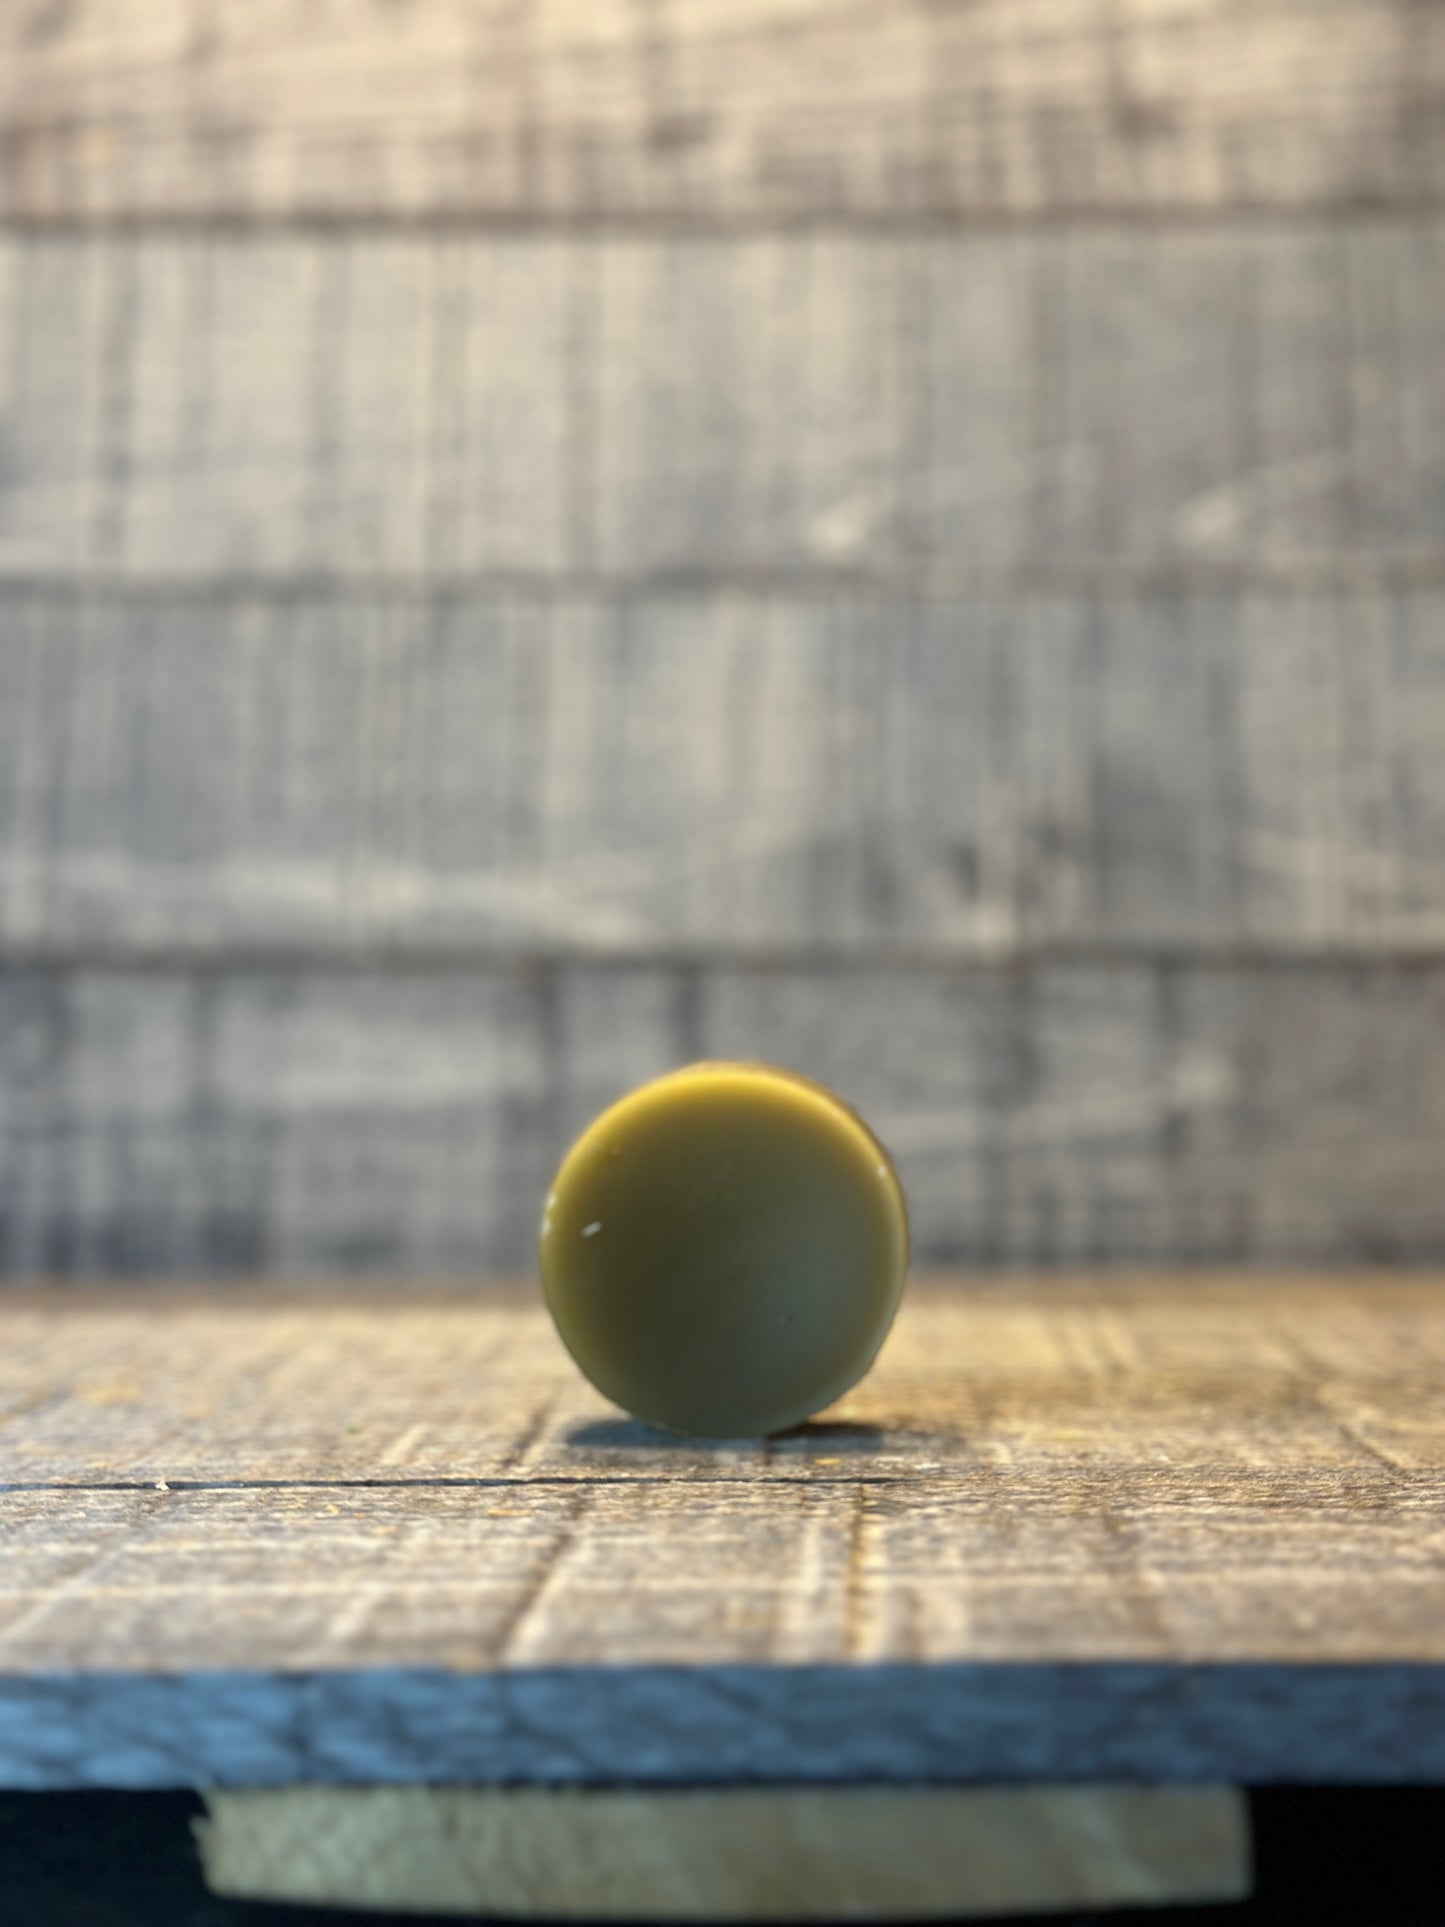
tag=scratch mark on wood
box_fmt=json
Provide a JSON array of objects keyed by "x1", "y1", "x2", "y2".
[{"x1": 497, "y1": 1486, "x2": 590, "y2": 1665}]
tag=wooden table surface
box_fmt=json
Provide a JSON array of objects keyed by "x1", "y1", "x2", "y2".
[{"x1": 2, "y1": 1274, "x2": 1444, "y2": 1790}]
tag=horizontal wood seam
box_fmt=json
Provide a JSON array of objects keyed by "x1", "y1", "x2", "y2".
[
  {"x1": 7, "y1": 946, "x2": 1445, "y2": 973},
  {"x1": 2, "y1": 562, "x2": 1444, "y2": 598},
  {"x1": 4, "y1": 203, "x2": 1445, "y2": 239}
]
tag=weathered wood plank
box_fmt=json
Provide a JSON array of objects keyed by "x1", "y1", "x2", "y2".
[
  {"x1": 5, "y1": 1647, "x2": 1443, "y2": 1788},
  {"x1": 703, "y1": 962, "x2": 1445, "y2": 1265},
  {"x1": 4, "y1": 1275, "x2": 1444, "y2": 1485},
  {"x1": 0, "y1": 0, "x2": 1439, "y2": 222},
  {"x1": 1, "y1": 225, "x2": 1441, "y2": 581},
  {"x1": 5, "y1": 586, "x2": 1445, "y2": 958},
  {"x1": 1, "y1": 1279, "x2": 1444, "y2": 1787},
  {"x1": 6, "y1": 961, "x2": 1445, "y2": 1274},
  {"x1": 0, "y1": 966, "x2": 554, "y2": 1277}
]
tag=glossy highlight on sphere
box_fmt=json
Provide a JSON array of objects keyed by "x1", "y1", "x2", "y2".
[{"x1": 538, "y1": 1063, "x2": 910, "y2": 1438}]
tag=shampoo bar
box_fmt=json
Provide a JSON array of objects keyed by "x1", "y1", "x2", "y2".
[{"x1": 539, "y1": 1062, "x2": 909, "y2": 1438}]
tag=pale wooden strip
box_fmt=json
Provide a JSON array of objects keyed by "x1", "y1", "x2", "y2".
[
  {"x1": 0, "y1": 0, "x2": 1436, "y2": 220},
  {"x1": 123, "y1": 241, "x2": 318, "y2": 576},
  {"x1": 0, "y1": 965, "x2": 555, "y2": 1277},
  {"x1": 196, "y1": 1785, "x2": 1250, "y2": 1919},
  {"x1": 437, "y1": 239, "x2": 578, "y2": 574},
  {"x1": 592, "y1": 237, "x2": 905, "y2": 575},
  {"x1": 7, "y1": 587, "x2": 1445, "y2": 959},
  {"x1": 0, "y1": 243, "x2": 111, "y2": 575},
  {"x1": 7, "y1": 962, "x2": 1445, "y2": 1273},
  {"x1": 0, "y1": 225, "x2": 1440, "y2": 580},
  {"x1": 701, "y1": 960, "x2": 1445, "y2": 1266}
]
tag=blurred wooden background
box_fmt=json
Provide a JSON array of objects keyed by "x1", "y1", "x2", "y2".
[{"x1": 0, "y1": 0, "x2": 1442, "y2": 1276}]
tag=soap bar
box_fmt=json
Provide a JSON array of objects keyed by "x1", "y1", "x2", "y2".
[{"x1": 539, "y1": 1062, "x2": 909, "y2": 1438}]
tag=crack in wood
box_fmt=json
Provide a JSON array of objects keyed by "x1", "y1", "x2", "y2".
[{"x1": 0, "y1": 1474, "x2": 909, "y2": 1493}]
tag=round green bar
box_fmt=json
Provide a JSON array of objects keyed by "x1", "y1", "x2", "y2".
[{"x1": 539, "y1": 1062, "x2": 910, "y2": 1438}]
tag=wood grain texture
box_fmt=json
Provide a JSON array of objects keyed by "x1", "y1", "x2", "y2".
[
  {"x1": 5, "y1": 585, "x2": 1445, "y2": 960},
  {"x1": 0, "y1": 0, "x2": 1441, "y2": 223},
  {"x1": 1, "y1": 1277, "x2": 1444, "y2": 1788},
  {"x1": 195, "y1": 1785, "x2": 1251, "y2": 1918},
  {"x1": 2, "y1": 5, "x2": 1443, "y2": 1294},
  {"x1": 6, "y1": 1274, "x2": 1445, "y2": 1485},
  {"x1": 0, "y1": 225, "x2": 1441, "y2": 582},
  {"x1": 7, "y1": 959, "x2": 1445, "y2": 1273}
]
